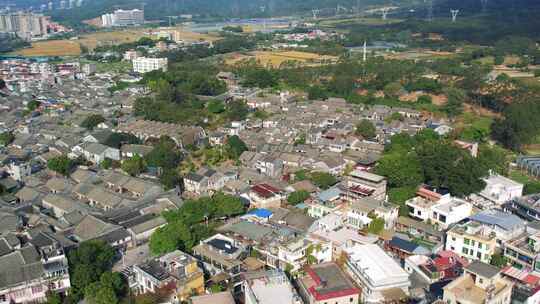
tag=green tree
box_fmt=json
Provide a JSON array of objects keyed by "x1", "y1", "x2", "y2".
[
  {"x1": 367, "y1": 217, "x2": 385, "y2": 234},
  {"x1": 443, "y1": 87, "x2": 466, "y2": 117},
  {"x1": 47, "y1": 155, "x2": 75, "y2": 176},
  {"x1": 207, "y1": 100, "x2": 225, "y2": 114},
  {"x1": 100, "y1": 158, "x2": 113, "y2": 169},
  {"x1": 45, "y1": 292, "x2": 62, "y2": 304},
  {"x1": 287, "y1": 190, "x2": 311, "y2": 205},
  {"x1": 383, "y1": 82, "x2": 403, "y2": 98},
  {"x1": 355, "y1": 119, "x2": 376, "y2": 139},
  {"x1": 68, "y1": 240, "x2": 116, "y2": 301},
  {"x1": 310, "y1": 172, "x2": 337, "y2": 190},
  {"x1": 81, "y1": 114, "x2": 106, "y2": 130},
  {"x1": 225, "y1": 135, "x2": 248, "y2": 159},
  {"x1": 307, "y1": 85, "x2": 329, "y2": 100},
  {"x1": 145, "y1": 137, "x2": 182, "y2": 169},
  {"x1": 27, "y1": 100, "x2": 41, "y2": 111},
  {"x1": 490, "y1": 253, "x2": 507, "y2": 268},
  {"x1": 374, "y1": 152, "x2": 423, "y2": 188},
  {"x1": 122, "y1": 155, "x2": 146, "y2": 176},
  {"x1": 0, "y1": 132, "x2": 14, "y2": 146},
  {"x1": 160, "y1": 169, "x2": 182, "y2": 190},
  {"x1": 417, "y1": 95, "x2": 432, "y2": 104}
]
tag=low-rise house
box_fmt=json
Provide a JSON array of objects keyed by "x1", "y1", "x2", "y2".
[
  {"x1": 504, "y1": 194, "x2": 540, "y2": 221},
  {"x1": 192, "y1": 234, "x2": 247, "y2": 276},
  {"x1": 445, "y1": 221, "x2": 497, "y2": 264},
  {"x1": 344, "y1": 244, "x2": 410, "y2": 304},
  {"x1": 469, "y1": 209, "x2": 525, "y2": 244},
  {"x1": 247, "y1": 183, "x2": 285, "y2": 209},
  {"x1": 75, "y1": 142, "x2": 120, "y2": 163},
  {"x1": 297, "y1": 262, "x2": 360, "y2": 304},
  {"x1": 191, "y1": 291, "x2": 236, "y2": 304},
  {"x1": 430, "y1": 196, "x2": 473, "y2": 230},
  {"x1": 132, "y1": 250, "x2": 204, "y2": 302},
  {"x1": 0, "y1": 245, "x2": 71, "y2": 304},
  {"x1": 346, "y1": 197, "x2": 398, "y2": 230},
  {"x1": 404, "y1": 251, "x2": 468, "y2": 284},
  {"x1": 242, "y1": 270, "x2": 302, "y2": 304},
  {"x1": 443, "y1": 261, "x2": 513, "y2": 304},
  {"x1": 124, "y1": 215, "x2": 167, "y2": 245},
  {"x1": 307, "y1": 187, "x2": 343, "y2": 219},
  {"x1": 71, "y1": 214, "x2": 132, "y2": 249},
  {"x1": 395, "y1": 216, "x2": 444, "y2": 245},
  {"x1": 254, "y1": 155, "x2": 284, "y2": 178},
  {"x1": 120, "y1": 144, "x2": 153, "y2": 159},
  {"x1": 385, "y1": 235, "x2": 431, "y2": 260},
  {"x1": 479, "y1": 173, "x2": 523, "y2": 206}
]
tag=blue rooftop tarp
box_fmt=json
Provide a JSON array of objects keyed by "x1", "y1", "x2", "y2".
[{"x1": 248, "y1": 208, "x2": 273, "y2": 218}]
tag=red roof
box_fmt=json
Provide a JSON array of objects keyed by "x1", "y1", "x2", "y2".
[
  {"x1": 305, "y1": 265, "x2": 360, "y2": 301},
  {"x1": 349, "y1": 185, "x2": 375, "y2": 196},
  {"x1": 251, "y1": 183, "x2": 281, "y2": 198},
  {"x1": 417, "y1": 186, "x2": 442, "y2": 201}
]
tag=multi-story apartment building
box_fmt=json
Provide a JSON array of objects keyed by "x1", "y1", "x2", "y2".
[
  {"x1": 343, "y1": 169, "x2": 387, "y2": 201},
  {"x1": 192, "y1": 234, "x2": 246, "y2": 276},
  {"x1": 344, "y1": 244, "x2": 410, "y2": 304},
  {"x1": 0, "y1": 12, "x2": 49, "y2": 40},
  {"x1": 132, "y1": 57, "x2": 168, "y2": 74},
  {"x1": 504, "y1": 230, "x2": 540, "y2": 272},
  {"x1": 445, "y1": 222, "x2": 497, "y2": 264},
  {"x1": 346, "y1": 197, "x2": 399, "y2": 230}
]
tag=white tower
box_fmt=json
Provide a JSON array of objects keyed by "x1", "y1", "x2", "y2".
[
  {"x1": 363, "y1": 41, "x2": 367, "y2": 62},
  {"x1": 381, "y1": 7, "x2": 390, "y2": 20},
  {"x1": 450, "y1": 9, "x2": 459, "y2": 22}
]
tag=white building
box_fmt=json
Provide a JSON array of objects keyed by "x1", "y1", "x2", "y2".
[
  {"x1": 344, "y1": 244, "x2": 410, "y2": 304},
  {"x1": 479, "y1": 173, "x2": 523, "y2": 205},
  {"x1": 243, "y1": 270, "x2": 302, "y2": 304},
  {"x1": 132, "y1": 57, "x2": 168, "y2": 74},
  {"x1": 430, "y1": 196, "x2": 473, "y2": 230},
  {"x1": 101, "y1": 9, "x2": 144, "y2": 27}
]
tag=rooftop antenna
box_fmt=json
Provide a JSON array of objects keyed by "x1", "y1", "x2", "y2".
[
  {"x1": 381, "y1": 7, "x2": 390, "y2": 20},
  {"x1": 450, "y1": 9, "x2": 459, "y2": 22},
  {"x1": 312, "y1": 8, "x2": 320, "y2": 20},
  {"x1": 480, "y1": 0, "x2": 488, "y2": 13},
  {"x1": 356, "y1": 0, "x2": 361, "y2": 20},
  {"x1": 166, "y1": 16, "x2": 176, "y2": 27}
]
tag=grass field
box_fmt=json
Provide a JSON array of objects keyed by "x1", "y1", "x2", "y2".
[{"x1": 226, "y1": 50, "x2": 338, "y2": 68}]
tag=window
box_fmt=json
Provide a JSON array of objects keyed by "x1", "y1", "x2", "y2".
[
  {"x1": 350, "y1": 298, "x2": 354, "y2": 302},
  {"x1": 471, "y1": 240, "x2": 476, "y2": 246},
  {"x1": 462, "y1": 248, "x2": 469, "y2": 255},
  {"x1": 452, "y1": 237, "x2": 456, "y2": 241},
  {"x1": 464, "y1": 238, "x2": 470, "y2": 245},
  {"x1": 478, "y1": 243, "x2": 483, "y2": 249},
  {"x1": 477, "y1": 252, "x2": 482, "y2": 259}
]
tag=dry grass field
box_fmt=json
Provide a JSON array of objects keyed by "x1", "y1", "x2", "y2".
[
  {"x1": 11, "y1": 29, "x2": 148, "y2": 56},
  {"x1": 226, "y1": 50, "x2": 338, "y2": 68},
  {"x1": 12, "y1": 40, "x2": 82, "y2": 56}
]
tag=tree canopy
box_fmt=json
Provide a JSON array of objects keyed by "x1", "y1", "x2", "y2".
[{"x1": 81, "y1": 114, "x2": 106, "y2": 130}]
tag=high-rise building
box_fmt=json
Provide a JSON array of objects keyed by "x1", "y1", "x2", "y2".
[{"x1": 0, "y1": 12, "x2": 49, "y2": 40}]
